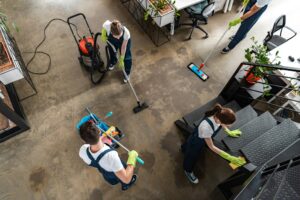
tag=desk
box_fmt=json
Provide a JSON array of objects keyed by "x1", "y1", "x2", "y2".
[
  {"x1": 170, "y1": 0, "x2": 228, "y2": 35},
  {"x1": 174, "y1": 0, "x2": 206, "y2": 10},
  {"x1": 170, "y1": 0, "x2": 205, "y2": 35},
  {"x1": 268, "y1": 35, "x2": 300, "y2": 114},
  {"x1": 269, "y1": 35, "x2": 300, "y2": 72}
]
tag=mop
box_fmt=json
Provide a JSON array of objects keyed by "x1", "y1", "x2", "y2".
[
  {"x1": 106, "y1": 41, "x2": 149, "y2": 113},
  {"x1": 189, "y1": 4, "x2": 247, "y2": 80},
  {"x1": 86, "y1": 108, "x2": 145, "y2": 165}
]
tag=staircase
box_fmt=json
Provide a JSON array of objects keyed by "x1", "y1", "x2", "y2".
[{"x1": 175, "y1": 62, "x2": 300, "y2": 199}]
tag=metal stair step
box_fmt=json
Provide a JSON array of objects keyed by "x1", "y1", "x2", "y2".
[
  {"x1": 193, "y1": 100, "x2": 241, "y2": 127},
  {"x1": 223, "y1": 112, "x2": 277, "y2": 152},
  {"x1": 241, "y1": 119, "x2": 300, "y2": 166},
  {"x1": 183, "y1": 96, "x2": 226, "y2": 127},
  {"x1": 222, "y1": 100, "x2": 241, "y2": 112},
  {"x1": 213, "y1": 105, "x2": 258, "y2": 143},
  {"x1": 267, "y1": 139, "x2": 300, "y2": 167},
  {"x1": 257, "y1": 170, "x2": 285, "y2": 200},
  {"x1": 285, "y1": 165, "x2": 300, "y2": 196},
  {"x1": 274, "y1": 180, "x2": 300, "y2": 200}
]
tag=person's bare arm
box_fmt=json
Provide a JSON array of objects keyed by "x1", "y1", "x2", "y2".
[
  {"x1": 120, "y1": 40, "x2": 128, "y2": 57},
  {"x1": 114, "y1": 165, "x2": 134, "y2": 184},
  {"x1": 204, "y1": 138, "x2": 224, "y2": 155},
  {"x1": 241, "y1": 4, "x2": 260, "y2": 20}
]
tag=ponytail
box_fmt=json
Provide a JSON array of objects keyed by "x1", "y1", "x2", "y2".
[
  {"x1": 205, "y1": 104, "x2": 222, "y2": 117},
  {"x1": 205, "y1": 104, "x2": 236, "y2": 125}
]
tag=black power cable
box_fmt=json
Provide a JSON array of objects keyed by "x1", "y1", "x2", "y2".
[{"x1": 24, "y1": 18, "x2": 80, "y2": 75}]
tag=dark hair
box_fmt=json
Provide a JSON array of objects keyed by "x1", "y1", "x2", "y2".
[
  {"x1": 79, "y1": 121, "x2": 100, "y2": 145},
  {"x1": 111, "y1": 20, "x2": 122, "y2": 36},
  {"x1": 205, "y1": 104, "x2": 236, "y2": 125}
]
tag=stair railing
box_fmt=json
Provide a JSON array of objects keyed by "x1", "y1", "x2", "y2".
[{"x1": 220, "y1": 62, "x2": 300, "y2": 118}]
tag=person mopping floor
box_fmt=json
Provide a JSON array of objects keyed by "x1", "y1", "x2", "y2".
[
  {"x1": 101, "y1": 19, "x2": 132, "y2": 83},
  {"x1": 78, "y1": 121, "x2": 138, "y2": 190},
  {"x1": 181, "y1": 104, "x2": 246, "y2": 184},
  {"x1": 222, "y1": 0, "x2": 271, "y2": 53}
]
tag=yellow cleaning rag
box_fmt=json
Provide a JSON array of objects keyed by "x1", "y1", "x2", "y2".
[{"x1": 229, "y1": 157, "x2": 246, "y2": 170}]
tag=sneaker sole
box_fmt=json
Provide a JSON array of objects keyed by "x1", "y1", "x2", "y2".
[
  {"x1": 221, "y1": 50, "x2": 230, "y2": 54},
  {"x1": 184, "y1": 171, "x2": 199, "y2": 184}
]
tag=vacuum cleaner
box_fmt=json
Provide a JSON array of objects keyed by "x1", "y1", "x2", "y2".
[
  {"x1": 106, "y1": 41, "x2": 149, "y2": 114},
  {"x1": 67, "y1": 13, "x2": 108, "y2": 84}
]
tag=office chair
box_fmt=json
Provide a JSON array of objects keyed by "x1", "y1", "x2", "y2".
[
  {"x1": 263, "y1": 15, "x2": 297, "y2": 51},
  {"x1": 180, "y1": 1, "x2": 215, "y2": 40}
]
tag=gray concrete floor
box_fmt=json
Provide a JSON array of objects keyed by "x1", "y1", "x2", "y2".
[{"x1": 0, "y1": 0, "x2": 299, "y2": 199}]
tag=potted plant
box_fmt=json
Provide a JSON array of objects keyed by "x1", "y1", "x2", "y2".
[
  {"x1": 143, "y1": 0, "x2": 177, "y2": 27},
  {"x1": 244, "y1": 37, "x2": 280, "y2": 85},
  {"x1": 0, "y1": 12, "x2": 19, "y2": 73},
  {"x1": 0, "y1": 13, "x2": 15, "y2": 72}
]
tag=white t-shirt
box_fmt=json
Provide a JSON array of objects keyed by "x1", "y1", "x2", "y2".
[
  {"x1": 256, "y1": 0, "x2": 271, "y2": 8},
  {"x1": 102, "y1": 20, "x2": 130, "y2": 40},
  {"x1": 79, "y1": 144, "x2": 124, "y2": 172},
  {"x1": 198, "y1": 116, "x2": 220, "y2": 138}
]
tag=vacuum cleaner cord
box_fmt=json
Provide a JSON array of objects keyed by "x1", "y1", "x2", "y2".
[{"x1": 24, "y1": 18, "x2": 80, "y2": 75}]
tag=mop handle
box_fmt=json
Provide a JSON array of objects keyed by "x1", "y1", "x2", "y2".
[
  {"x1": 105, "y1": 132, "x2": 145, "y2": 165},
  {"x1": 86, "y1": 108, "x2": 145, "y2": 165},
  {"x1": 121, "y1": 68, "x2": 141, "y2": 103},
  {"x1": 106, "y1": 40, "x2": 141, "y2": 103},
  {"x1": 202, "y1": 28, "x2": 230, "y2": 64},
  {"x1": 202, "y1": 6, "x2": 246, "y2": 65}
]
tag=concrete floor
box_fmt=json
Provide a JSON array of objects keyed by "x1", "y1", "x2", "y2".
[{"x1": 0, "y1": 0, "x2": 299, "y2": 199}]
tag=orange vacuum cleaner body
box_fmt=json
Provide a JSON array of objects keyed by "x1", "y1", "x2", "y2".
[{"x1": 79, "y1": 36, "x2": 95, "y2": 56}]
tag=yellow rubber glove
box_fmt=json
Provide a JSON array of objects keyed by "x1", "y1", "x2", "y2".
[
  {"x1": 101, "y1": 29, "x2": 108, "y2": 42},
  {"x1": 242, "y1": 0, "x2": 250, "y2": 6},
  {"x1": 127, "y1": 150, "x2": 138, "y2": 167},
  {"x1": 225, "y1": 128, "x2": 242, "y2": 138},
  {"x1": 118, "y1": 55, "x2": 125, "y2": 69},
  {"x1": 220, "y1": 151, "x2": 246, "y2": 166},
  {"x1": 229, "y1": 18, "x2": 242, "y2": 28}
]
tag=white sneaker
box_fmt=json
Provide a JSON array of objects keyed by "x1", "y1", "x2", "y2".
[
  {"x1": 184, "y1": 171, "x2": 199, "y2": 184},
  {"x1": 123, "y1": 75, "x2": 130, "y2": 83},
  {"x1": 108, "y1": 64, "x2": 115, "y2": 71}
]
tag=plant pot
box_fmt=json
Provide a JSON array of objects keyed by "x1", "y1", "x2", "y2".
[
  {"x1": 0, "y1": 41, "x2": 13, "y2": 73},
  {"x1": 245, "y1": 66, "x2": 261, "y2": 85},
  {"x1": 144, "y1": 0, "x2": 175, "y2": 27}
]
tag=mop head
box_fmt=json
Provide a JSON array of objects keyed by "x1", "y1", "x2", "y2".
[
  {"x1": 229, "y1": 157, "x2": 246, "y2": 170},
  {"x1": 187, "y1": 63, "x2": 209, "y2": 81},
  {"x1": 133, "y1": 102, "x2": 149, "y2": 113}
]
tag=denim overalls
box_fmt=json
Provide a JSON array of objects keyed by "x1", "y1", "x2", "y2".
[
  {"x1": 182, "y1": 117, "x2": 221, "y2": 172},
  {"x1": 107, "y1": 26, "x2": 132, "y2": 75},
  {"x1": 228, "y1": 0, "x2": 268, "y2": 49},
  {"x1": 85, "y1": 148, "x2": 129, "y2": 187}
]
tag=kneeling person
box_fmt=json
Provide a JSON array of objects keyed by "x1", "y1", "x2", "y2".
[{"x1": 79, "y1": 121, "x2": 138, "y2": 190}]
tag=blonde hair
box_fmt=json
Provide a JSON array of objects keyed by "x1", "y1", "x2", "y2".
[{"x1": 111, "y1": 20, "x2": 122, "y2": 36}]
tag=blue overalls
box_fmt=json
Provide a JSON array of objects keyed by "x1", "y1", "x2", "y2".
[
  {"x1": 85, "y1": 147, "x2": 131, "y2": 188},
  {"x1": 108, "y1": 27, "x2": 132, "y2": 76},
  {"x1": 228, "y1": 0, "x2": 268, "y2": 49},
  {"x1": 182, "y1": 118, "x2": 221, "y2": 172}
]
